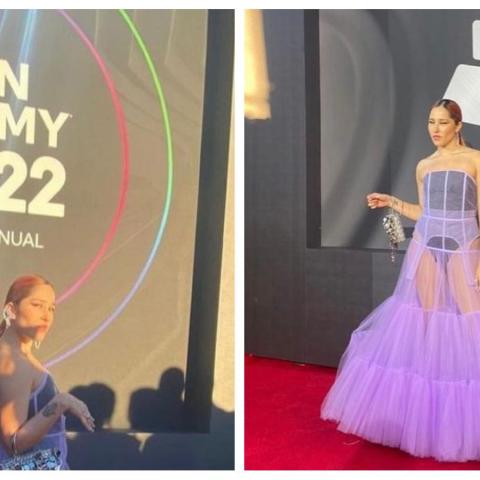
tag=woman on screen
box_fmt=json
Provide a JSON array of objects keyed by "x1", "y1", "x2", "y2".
[
  {"x1": 321, "y1": 98, "x2": 480, "y2": 462},
  {"x1": 0, "y1": 275, "x2": 95, "y2": 469}
]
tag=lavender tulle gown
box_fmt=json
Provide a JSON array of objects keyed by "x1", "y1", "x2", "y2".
[{"x1": 320, "y1": 169, "x2": 480, "y2": 462}]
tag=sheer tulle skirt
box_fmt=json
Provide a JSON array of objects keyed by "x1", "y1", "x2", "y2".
[{"x1": 320, "y1": 229, "x2": 480, "y2": 462}]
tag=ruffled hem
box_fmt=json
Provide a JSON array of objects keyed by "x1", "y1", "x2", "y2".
[
  {"x1": 321, "y1": 353, "x2": 480, "y2": 462},
  {"x1": 345, "y1": 295, "x2": 480, "y2": 381}
]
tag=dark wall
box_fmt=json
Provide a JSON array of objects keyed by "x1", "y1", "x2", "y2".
[
  {"x1": 245, "y1": 10, "x2": 308, "y2": 362},
  {"x1": 245, "y1": 10, "x2": 403, "y2": 366},
  {"x1": 316, "y1": 10, "x2": 480, "y2": 250}
]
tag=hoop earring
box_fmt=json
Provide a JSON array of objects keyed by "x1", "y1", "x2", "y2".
[{"x1": 2, "y1": 309, "x2": 11, "y2": 329}]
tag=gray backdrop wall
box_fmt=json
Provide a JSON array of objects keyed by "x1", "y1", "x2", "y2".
[{"x1": 245, "y1": 9, "x2": 480, "y2": 366}]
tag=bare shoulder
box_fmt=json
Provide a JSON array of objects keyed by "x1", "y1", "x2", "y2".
[
  {"x1": 0, "y1": 348, "x2": 33, "y2": 403},
  {"x1": 416, "y1": 157, "x2": 431, "y2": 179},
  {"x1": 469, "y1": 148, "x2": 480, "y2": 167}
]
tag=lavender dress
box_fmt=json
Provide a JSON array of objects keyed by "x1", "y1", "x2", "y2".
[
  {"x1": 0, "y1": 371, "x2": 69, "y2": 469},
  {"x1": 321, "y1": 169, "x2": 480, "y2": 462}
]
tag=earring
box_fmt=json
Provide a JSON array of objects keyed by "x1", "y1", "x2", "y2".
[
  {"x1": 34, "y1": 340, "x2": 41, "y2": 350},
  {"x1": 2, "y1": 309, "x2": 11, "y2": 329}
]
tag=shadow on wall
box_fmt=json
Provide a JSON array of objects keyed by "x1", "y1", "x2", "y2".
[{"x1": 65, "y1": 367, "x2": 234, "y2": 470}]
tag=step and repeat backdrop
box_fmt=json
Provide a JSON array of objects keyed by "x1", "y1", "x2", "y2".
[{"x1": 0, "y1": 9, "x2": 207, "y2": 431}]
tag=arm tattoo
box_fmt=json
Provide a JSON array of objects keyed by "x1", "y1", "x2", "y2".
[{"x1": 42, "y1": 401, "x2": 58, "y2": 418}]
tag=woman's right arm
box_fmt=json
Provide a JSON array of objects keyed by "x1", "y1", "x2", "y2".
[
  {"x1": 391, "y1": 162, "x2": 424, "y2": 222},
  {"x1": 366, "y1": 162, "x2": 425, "y2": 222},
  {"x1": 366, "y1": 193, "x2": 422, "y2": 221},
  {"x1": 0, "y1": 373, "x2": 63, "y2": 455},
  {"x1": 13, "y1": 393, "x2": 94, "y2": 455},
  {"x1": 0, "y1": 377, "x2": 94, "y2": 455}
]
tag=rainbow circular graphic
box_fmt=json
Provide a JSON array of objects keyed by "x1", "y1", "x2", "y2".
[
  {"x1": 56, "y1": 10, "x2": 130, "y2": 305},
  {"x1": 46, "y1": 10, "x2": 174, "y2": 367}
]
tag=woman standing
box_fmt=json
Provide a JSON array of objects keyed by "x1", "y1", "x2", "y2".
[
  {"x1": 0, "y1": 275, "x2": 95, "y2": 469},
  {"x1": 321, "y1": 99, "x2": 480, "y2": 462}
]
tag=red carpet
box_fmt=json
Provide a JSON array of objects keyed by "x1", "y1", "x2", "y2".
[{"x1": 245, "y1": 354, "x2": 480, "y2": 470}]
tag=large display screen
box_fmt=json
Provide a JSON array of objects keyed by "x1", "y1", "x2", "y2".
[{"x1": 0, "y1": 9, "x2": 207, "y2": 431}]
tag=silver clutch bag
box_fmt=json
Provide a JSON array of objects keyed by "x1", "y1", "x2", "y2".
[
  {"x1": 382, "y1": 207, "x2": 406, "y2": 263},
  {"x1": 0, "y1": 448, "x2": 62, "y2": 470}
]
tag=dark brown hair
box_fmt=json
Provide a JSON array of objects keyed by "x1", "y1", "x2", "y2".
[{"x1": 432, "y1": 98, "x2": 465, "y2": 145}]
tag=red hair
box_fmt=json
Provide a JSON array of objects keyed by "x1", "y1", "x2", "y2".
[
  {"x1": 4, "y1": 275, "x2": 53, "y2": 306},
  {"x1": 432, "y1": 98, "x2": 464, "y2": 145}
]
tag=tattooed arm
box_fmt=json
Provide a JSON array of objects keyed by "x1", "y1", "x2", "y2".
[
  {"x1": 11, "y1": 393, "x2": 94, "y2": 455},
  {"x1": 0, "y1": 373, "x2": 94, "y2": 456},
  {"x1": 0, "y1": 371, "x2": 62, "y2": 455}
]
